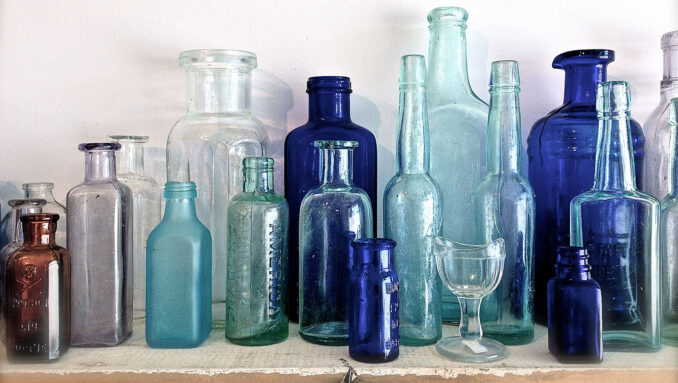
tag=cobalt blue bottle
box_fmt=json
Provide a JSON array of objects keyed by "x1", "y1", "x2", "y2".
[
  {"x1": 348, "y1": 238, "x2": 399, "y2": 363},
  {"x1": 285, "y1": 76, "x2": 377, "y2": 322},
  {"x1": 547, "y1": 246, "x2": 603, "y2": 363},
  {"x1": 527, "y1": 50, "x2": 645, "y2": 324}
]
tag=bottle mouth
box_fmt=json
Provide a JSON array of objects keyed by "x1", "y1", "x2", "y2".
[
  {"x1": 352, "y1": 238, "x2": 397, "y2": 250},
  {"x1": 313, "y1": 140, "x2": 359, "y2": 149},
  {"x1": 179, "y1": 49, "x2": 257, "y2": 70},
  {"x1": 662, "y1": 30, "x2": 678, "y2": 50},
  {"x1": 21, "y1": 213, "x2": 59, "y2": 223},
  {"x1": 107, "y1": 135, "x2": 149, "y2": 144},
  {"x1": 22, "y1": 182, "x2": 54, "y2": 190},
  {"x1": 428, "y1": 7, "x2": 468, "y2": 27},
  {"x1": 552, "y1": 49, "x2": 614, "y2": 69},
  {"x1": 164, "y1": 181, "x2": 197, "y2": 198},
  {"x1": 242, "y1": 157, "x2": 274, "y2": 170},
  {"x1": 78, "y1": 143, "x2": 121, "y2": 152},
  {"x1": 307, "y1": 76, "x2": 352, "y2": 92},
  {"x1": 8, "y1": 199, "x2": 47, "y2": 208}
]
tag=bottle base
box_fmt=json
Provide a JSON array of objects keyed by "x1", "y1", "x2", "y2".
[
  {"x1": 299, "y1": 321, "x2": 348, "y2": 346},
  {"x1": 603, "y1": 331, "x2": 661, "y2": 352},
  {"x1": 400, "y1": 335, "x2": 440, "y2": 347},
  {"x1": 435, "y1": 336, "x2": 508, "y2": 363},
  {"x1": 349, "y1": 350, "x2": 399, "y2": 363},
  {"x1": 227, "y1": 329, "x2": 288, "y2": 346},
  {"x1": 662, "y1": 324, "x2": 678, "y2": 347},
  {"x1": 551, "y1": 353, "x2": 603, "y2": 364},
  {"x1": 484, "y1": 326, "x2": 534, "y2": 345}
]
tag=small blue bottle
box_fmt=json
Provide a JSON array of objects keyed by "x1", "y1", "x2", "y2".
[
  {"x1": 146, "y1": 182, "x2": 212, "y2": 348},
  {"x1": 348, "y1": 238, "x2": 399, "y2": 363},
  {"x1": 547, "y1": 246, "x2": 603, "y2": 363}
]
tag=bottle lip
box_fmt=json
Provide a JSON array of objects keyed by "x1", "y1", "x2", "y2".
[
  {"x1": 556, "y1": 246, "x2": 588, "y2": 259},
  {"x1": 21, "y1": 213, "x2": 59, "y2": 223},
  {"x1": 399, "y1": 55, "x2": 426, "y2": 86},
  {"x1": 8, "y1": 199, "x2": 47, "y2": 208},
  {"x1": 552, "y1": 49, "x2": 615, "y2": 69},
  {"x1": 78, "y1": 143, "x2": 121, "y2": 152},
  {"x1": 22, "y1": 182, "x2": 54, "y2": 190},
  {"x1": 427, "y1": 7, "x2": 468, "y2": 26},
  {"x1": 107, "y1": 135, "x2": 149, "y2": 144},
  {"x1": 596, "y1": 80, "x2": 631, "y2": 117},
  {"x1": 307, "y1": 76, "x2": 352, "y2": 92},
  {"x1": 352, "y1": 238, "x2": 397, "y2": 250},
  {"x1": 489, "y1": 60, "x2": 520, "y2": 89},
  {"x1": 243, "y1": 156, "x2": 274, "y2": 170},
  {"x1": 313, "y1": 140, "x2": 359, "y2": 149},
  {"x1": 662, "y1": 30, "x2": 678, "y2": 50},
  {"x1": 179, "y1": 49, "x2": 257, "y2": 70}
]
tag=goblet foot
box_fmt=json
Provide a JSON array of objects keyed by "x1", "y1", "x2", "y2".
[{"x1": 435, "y1": 336, "x2": 508, "y2": 363}]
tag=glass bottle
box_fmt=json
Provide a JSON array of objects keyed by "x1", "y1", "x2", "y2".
[
  {"x1": 660, "y1": 97, "x2": 678, "y2": 346},
  {"x1": 5, "y1": 213, "x2": 70, "y2": 362},
  {"x1": 427, "y1": 7, "x2": 489, "y2": 322},
  {"x1": 383, "y1": 55, "x2": 441, "y2": 346},
  {"x1": 348, "y1": 238, "x2": 399, "y2": 363},
  {"x1": 146, "y1": 182, "x2": 211, "y2": 348},
  {"x1": 547, "y1": 246, "x2": 603, "y2": 363},
  {"x1": 167, "y1": 50, "x2": 266, "y2": 328},
  {"x1": 642, "y1": 31, "x2": 678, "y2": 199},
  {"x1": 299, "y1": 140, "x2": 373, "y2": 345},
  {"x1": 226, "y1": 157, "x2": 288, "y2": 346},
  {"x1": 570, "y1": 81, "x2": 661, "y2": 351},
  {"x1": 528, "y1": 50, "x2": 645, "y2": 324},
  {"x1": 285, "y1": 76, "x2": 377, "y2": 322},
  {"x1": 67, "y1": 143, "x2": 133, "y2": 347},
  {"x1": 108, "y1": 135, "x2": 162, "y2": 320},
  {"x1": 473, "y1": 61, "x2": 535, "y2": 345},
  {"x1": 22, "y1": 183, "x2": 67, "y2": 248}
]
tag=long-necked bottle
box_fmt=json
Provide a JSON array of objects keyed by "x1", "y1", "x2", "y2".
[
  {"x1": 108, "y1": 135, "x2": 161, "y2": 320},
  {"x1": 226, "y1": 157, "x2": 288, "y2": 346},
  {"x1": 474, "y1": 61, "x2": 535, "y2": 345},
  {"x1": 527, "y1": 50, "x2": 645, "y2": 324},
  {"x1": 67, "y1": 143, "x2": 133, "y2": 346},
  {"x1": 383, "y1": 55, "x2": 441, "y2": 346},
  {"x1": 299, "y1": 140, "x2": 373, "y2": 345},
  {"x1": 167, "y1": 50, "x2": 266, "y2": 328},
  {"x1": 285, "y1": 76, "x2": 377, "y2": 322},
  {"x1": 427, "y1": 7, "x2": 489, "y2": 322},
  {"x1": 643, "y1": 31, "x2": 678, "y2": 199},
  {"x1": 22, "y1": 183, "x2": 67, "y2": 248},
  {"x1": 570, "y1": 81, "x2": 661, "y2": 351}
]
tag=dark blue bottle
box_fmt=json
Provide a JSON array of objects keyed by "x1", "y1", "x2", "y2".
[
  {"x1": 348, "y1": 238, "x2": 399, "y2": 363},
  {"x1": 527, "y1": 50, "x2": 645, "y2": 324},
  {"x1": 547, "y1": 246, "x2": 603, "y2": 363},
  {"x1": 285, "y1": 76, "x2": 377, "y2": 322}
]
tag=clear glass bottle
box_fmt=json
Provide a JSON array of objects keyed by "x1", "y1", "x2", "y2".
[
  {"x1": 67, "y1": 143, "x2": 133, "y2": 346},
  {"x1": 643, "y1": 31, "x2": 678, "y2": 199},
  {"x1": 108, "y1": 135, "x2": 162, "y2": 320},
  {"x1": 570, "y1": 82, "x2": 661, "y2": 351},
  {"x1": 22, "y1": 183, "x2": 67, "y2": 248},
  {"x1": 473, "y1": 61, "x2": 535, "y2": 345},
  {"x1": 146, "y1": 182, "x2": 212, "y2": 348},
  {"x1": 383, "y1": 55, "x2": 441, "y2": 346},
  {"x1": 427, "y1": 7, "x2": 489, "y2": 322},
  {"x1": 660, "y1": 97, "x2": 678, "y2": 346},
  {"x1": 5, "y1": 213, "x2": 70, "y2": 362},
  {"x1": 166, "y1": 50, "x2": 266, "y2": 328},
  {"x1": 226, "y1": 157, "x2": 288, "y2": 346},
  {"x1": 299, "y1": 140, "x2": 373, "y2": 345}
]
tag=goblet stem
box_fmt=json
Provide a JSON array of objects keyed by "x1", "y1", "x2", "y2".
[{"x1": 458, "y1": 297, "x2": 483, "y2": 341}]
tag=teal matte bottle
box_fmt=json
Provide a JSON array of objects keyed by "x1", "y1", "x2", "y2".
[
  {"x1": 384, "y1": 55, "x2": 442, "y2": 346},
  {"x1": 473, "y1": 61, "x2": 535, "y2": 345},
  {"x1": 146, "y1": 182, "x2": 212, "y2": 348},
  {"x1": 226, "y1": 157, "x2": 288, "y2": 346}
]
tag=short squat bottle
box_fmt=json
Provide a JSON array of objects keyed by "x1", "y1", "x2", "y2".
[
  {"x1": 348, "y1": 238, "x2": 400, "y2": 363},
  {"x1": 570, "y1": 82, "x2": 661, "y2": 351},
  {"x1": 383, "y1": 55, "x2": 441, "y2": 346},
  {"x1": 299, "y1": 140, "x2": 373, "y2": 345},
  {"x1": 67, "y1": 143, "x2": 133, "y2": 346},
  {"x1": 146, "y1": 182, "x2": 212, "y2": 348},
  {"x1": 23, "y1": 183, "x2": 67, "y2": 248},
  {"x1": 5, "y1": 214, "x2": 70, "y2": 362},
  {"x1": 226, "y1": 157, "x2": 288, "y2": 346},
  {"x1": 547, "y1": 246, "x2": 603, "y2": 363}
]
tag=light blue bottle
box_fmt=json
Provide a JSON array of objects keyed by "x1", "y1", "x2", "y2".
[{"x1": 146, "y1": 181, "x2": 212, "y2": 348}]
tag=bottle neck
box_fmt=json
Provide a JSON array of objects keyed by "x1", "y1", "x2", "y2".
[
  {"x1": 23, "y1": 221, "x2": 56, "y2": 247},
  {"x1": 163, "y1": 198, "x2": 198, "y2": 220},
  {"x1": 487, "y1": 87, "x2": 522, "y2": 174},
  {"x1": 662, "y1": 46, "x2": 678, "y2": 96},
  {"x1": 244, "y1": 167, "x2": 273, "y2": 193},
  {"x1": 563, "y1": 64, "x2": 607, "y2": 105},
  {"x1": 117, "y1": 142, "x2": 145, "y2": 175},
  {"x1": 11, "y1": 206, "x2": 43, "y2": 243},
  {"x1": 319, "y1": 148, "x2": 353, "y2": 187},
  {"x1": 427, "y1": 23, "x2": 473, "y2": 103},
  {"x1": 556, "y1": 258, "x2": 592, "y2": 281},
  {"x1": 308, "y1": 90, "x2": 351, "y2": 121},
  {"x1": 592, "y1": 115, "x2": 637, "y2": 191},
  {"x1": 84, "y1": 151, "x2": 117, "y2": 181},
  {"x1": 396, "y1": 84, "x2": 429, "y2": 174},
  {"x1": 186, "y1": 68, "x2": 252, "y2": 114}
]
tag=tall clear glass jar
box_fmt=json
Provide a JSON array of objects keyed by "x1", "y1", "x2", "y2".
[
  {"x1": 643, "y1": 31, "x2": 678, "y2": 199},
  {"x1": 226, "y1": 157, "x2": 288, "y2": 346},
  {"x1": 299, "y1": 140, "x2": 373, "y2": 345},
  {"x1": 383, "y1": 55, "x2": 441, "y2": 346},
  {"x1": 473, "y1": 61, "x2": 535, "y2": 345},
  {"x1": 427, "y1": 6, "x2": 489, "y2": 322},
  {"x1": 67, "y1": 143, "x2": 133, "y2": 346},
  {"x1": 22, "y1": 183, "x2": 67, "y2": 248},
  {"x1": 570, "y1": 82, "x2": 661, "y2": 351},
  {"x1": 167, "y1": 50, "x2": 266, "y2": 328},
  {"x1": 108, "y1": 135, "x2": 161, "y2": 319}
]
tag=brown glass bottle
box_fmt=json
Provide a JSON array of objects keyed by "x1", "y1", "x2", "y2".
[{"x1": 5, "y1": 213, "x2": 70, "y2": 362}]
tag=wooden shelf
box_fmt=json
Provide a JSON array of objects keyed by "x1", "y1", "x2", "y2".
[{"x1": 1, "y1": 320, "x2": 677, "y2": 382}]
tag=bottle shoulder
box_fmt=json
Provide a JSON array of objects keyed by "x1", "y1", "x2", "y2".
[
  {"x1": 301, "y1": 186, "x2": 371, "y2": 208},
  {"x1": 286, "y1": 121, "x2": 376, "y2": 147},
  {"x1": 228, "y1": 192, "x2": 288, "y2": 209},
  {"x1": 67, "y1": 179, "x2": 131, "y2": 198},
  {"x1": 384, "y1": 174, "x2": 440, "y2": 200},
  {"x1": 168, "y1": 114, "x2": 266, "y2": 147},
  {"x1": 572, "y1": 189, "x2": 661, "y2": 208},
  {"x1": 149, "y1": 218, "x2": 211, "y2": 241},
  {"x1": 476, "y1": 173, "x2": 535, "y2": 199}
]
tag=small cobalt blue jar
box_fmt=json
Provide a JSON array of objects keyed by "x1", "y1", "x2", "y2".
[
  {"x1": 547, "y1": 246, "x2": 603, "y2": 363},
  {"x1": 348, "y1": 238, "x2": 399, "y2": 363}
]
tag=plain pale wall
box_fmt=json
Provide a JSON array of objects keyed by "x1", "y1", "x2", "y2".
[{"x1": 0, "y1": 0, "x2": 676, "y2": 235}]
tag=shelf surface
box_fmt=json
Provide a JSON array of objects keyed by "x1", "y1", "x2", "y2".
[{"x1": 1, "y1": 320, "x2": 677, "y2": 382}]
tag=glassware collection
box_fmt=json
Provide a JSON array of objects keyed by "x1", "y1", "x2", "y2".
[{"x1": 1, "y1": 5, "x2": 676, "y2": 366}]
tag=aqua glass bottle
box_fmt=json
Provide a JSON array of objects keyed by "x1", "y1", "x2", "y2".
[
  {"x1": 570, "y1": 81, "x2": 661, "y2": 351},
  {"x1": 660, "y1": 97, "x2": 678, "y2": 346},
  {"x1": 473, "y1": 61, "x2": 535, "y2": 345},
  {"x1": 226, "y1": 157, "x2": 288, "y2": 346},
  {"x1": 299, "y1": 140, "x2": 373, "y2": 345},
  {"x1": 384, "y1": 55, "x2": 441, "y2": 346},
  {"x1": 427, "y1": 7, "x2": 489, "y2": 322},
  {"x1": 146, "y1": 182, "x2": 212, "y2": 348}
]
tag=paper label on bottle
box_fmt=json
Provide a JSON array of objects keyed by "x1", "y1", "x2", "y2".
[{"x1": 463, "y1": 339, "x2": 488, "y2": 354}]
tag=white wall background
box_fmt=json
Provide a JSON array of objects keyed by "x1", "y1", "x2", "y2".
[{"x1": 0, "y1": 0, "x2": 676, "y2": 234}]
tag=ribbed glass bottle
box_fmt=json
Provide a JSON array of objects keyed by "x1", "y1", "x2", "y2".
[{"x1": 22, "y1": 183, "x2": 67, "y2": 248}]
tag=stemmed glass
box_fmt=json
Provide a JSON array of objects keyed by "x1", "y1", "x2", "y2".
[{"x1": 433, "y1": 236, "x2": 507, "y2": 362}]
